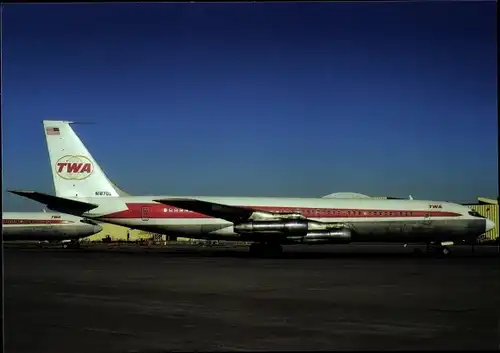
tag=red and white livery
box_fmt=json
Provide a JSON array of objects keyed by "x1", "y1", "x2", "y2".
[
  {"x1": 2, "y1": 211, "x2": 102, "y2": 243},
  {"x1": 8, "y1": 120, "x2": 496, "y2": 256}
]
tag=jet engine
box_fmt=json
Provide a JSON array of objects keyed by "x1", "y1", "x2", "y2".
[
  {"x1": 301, "y1": 229, "x2": 352, "y2": 244},
  {"x1": 234, "y1": 220, "x2": 309, "y2": 235},
  {"x1": 234, "y1": 220, "x2": 352, "y2": 244},
  {"x1": 286, "y1": 229, "x2": 352, "y2": 244}
]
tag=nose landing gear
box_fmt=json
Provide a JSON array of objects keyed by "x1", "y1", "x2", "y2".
[
  {"x1": 425, "y1": 242, "x2": 452, "y2": 257},
  {"x1": 62, "y1": 240, "x2": 81, "y2": 249}
]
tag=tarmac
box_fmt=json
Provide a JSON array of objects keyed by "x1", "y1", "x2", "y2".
[{"x1": 4, "y1": 243, "x2": 500, "y2": 352}]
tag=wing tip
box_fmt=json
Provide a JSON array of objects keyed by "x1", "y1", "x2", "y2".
[{"x1": 7, "y1": 189, "x2": 37, "y2": 195}]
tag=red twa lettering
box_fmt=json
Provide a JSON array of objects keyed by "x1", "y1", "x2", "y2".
[{"x1": 57, "y1": 163, "x2": 92, "y2": 173}]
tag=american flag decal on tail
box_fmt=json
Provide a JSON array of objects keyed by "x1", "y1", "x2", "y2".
[{"x1": 46, "y1": 127, "x2": 60, "y2": 136}]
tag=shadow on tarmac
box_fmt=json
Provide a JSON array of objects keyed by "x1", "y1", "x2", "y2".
[{"x1": 5, "y1": 245, "x2": 499, "y2": 260}]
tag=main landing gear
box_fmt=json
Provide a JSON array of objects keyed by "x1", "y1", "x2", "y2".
[{"x1": 249, "y1": 242, "x2": 284, "y2": 258}]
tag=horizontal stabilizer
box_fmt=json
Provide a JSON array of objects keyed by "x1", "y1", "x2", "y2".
[
  {"x1": 8, "y1": 190, "x2": 99, "y2": 215},
  {"x1": 153, "y1": 198, "x2": 255, "y2": 223}
]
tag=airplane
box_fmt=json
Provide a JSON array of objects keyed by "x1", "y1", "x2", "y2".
[
  {"x1": 7, "y1": 120, "x2": 496, "y2": 257},
  {"x1": 2, "y1": 211, "x2": 103, "y2": 248}
]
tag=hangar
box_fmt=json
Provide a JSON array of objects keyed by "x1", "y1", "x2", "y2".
[
  {"x1": 463, "y1": 197, "x2": 498, "y2": 243},
  {"x1": 84, "y1": 223, "x2": 153, "y2": 243}
]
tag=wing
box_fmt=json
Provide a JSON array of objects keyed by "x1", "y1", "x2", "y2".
[
  {"x1": 8, "y1": 190, "x2": 99, "y2": 215},
  {"x1": 153, "y1": 198, "x2": 263, "y2": 223}
]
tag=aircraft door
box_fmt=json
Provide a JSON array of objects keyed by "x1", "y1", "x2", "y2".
[
  {"x1": 141, "y1": 206, "x2": 151, "y2": 221},
  {"x1": 423, "y1": 212, "x2": 432, "y2": 226}
]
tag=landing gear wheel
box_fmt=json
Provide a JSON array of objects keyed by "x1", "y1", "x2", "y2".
[
  {"x1": 62, "y1": 241, "x2": 81, "y2": 249},
  {"x1": 425, "y1": 243, "x2": 452, "y2": 257},
  {"x1": 441, "y1": 246, "x2": 451, "y2": 256}
]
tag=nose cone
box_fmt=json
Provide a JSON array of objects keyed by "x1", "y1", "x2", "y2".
[
  {"x1": 93, "y1": 224, "x2": 103, "y2": 234},
  {"x1": 485, "y1": 219, "x2": 496, "y2": 232}
]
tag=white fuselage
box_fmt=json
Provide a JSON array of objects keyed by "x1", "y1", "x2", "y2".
[
  {"x1": 2, "y1": 212, "x2": 103, "y2": 241},
  {"x1": 66, "y1": 196, "x2": 489, "y2": 244}
]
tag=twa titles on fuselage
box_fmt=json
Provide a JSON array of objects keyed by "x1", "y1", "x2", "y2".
[{"x1": 7, "y1": 120, "x2": 496, "y2": 257}]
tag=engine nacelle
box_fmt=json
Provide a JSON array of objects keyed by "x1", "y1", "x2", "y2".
[
  {"x1": 250, "y1": 211, "x2": 305, "y2": 220},
  {"x1": 301, "y1": 228, "x2": 352, "y2": 244},
  {"x1": 234, "y1": 220, "x2": 309, "y2": 235}
]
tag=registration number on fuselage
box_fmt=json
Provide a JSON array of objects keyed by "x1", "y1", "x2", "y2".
[{"x1": 95, "y1": 191, "x2": 112, "y2": 196}]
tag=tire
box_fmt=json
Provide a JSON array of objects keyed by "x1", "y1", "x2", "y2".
[{"x1": 441, "y1": 247, "x2": 451, "y2": 256}]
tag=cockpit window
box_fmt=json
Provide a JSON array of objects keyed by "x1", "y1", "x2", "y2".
[{"x1": 468, "y1": 210, "x2": 484, "y2": 218}]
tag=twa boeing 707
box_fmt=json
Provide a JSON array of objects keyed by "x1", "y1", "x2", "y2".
[{"x1": 8, "y1": 120, "x2": 495, "y2": 257}]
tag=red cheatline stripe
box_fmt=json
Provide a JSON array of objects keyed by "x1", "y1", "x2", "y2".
[
  {"x1": 2, "y1": 219, "x2": 70, "y2": 225},
  {"x1": 101, "y1": 203, "x2": 462, "y2": 220}
]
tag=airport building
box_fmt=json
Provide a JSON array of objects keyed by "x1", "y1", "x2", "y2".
[
  {"x1": 84, "y1": 223, "x2": 181, "y2": 243},
  {"x1": 84, "y1": 223, "x2": 152, "y2": 243}
]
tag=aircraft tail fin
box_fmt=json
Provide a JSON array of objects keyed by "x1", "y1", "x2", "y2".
[{"x1": 43, "y1": 121, "x2": 127, "y2": 199}]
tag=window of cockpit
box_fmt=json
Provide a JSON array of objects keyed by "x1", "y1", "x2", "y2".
[{"x1": 468, "y1": 210, "x2": 484, "y2": 218}]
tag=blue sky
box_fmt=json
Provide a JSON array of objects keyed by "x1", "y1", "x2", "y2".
[{"x1": 2, "y1": 2, "x2": 497, "y2": 211}]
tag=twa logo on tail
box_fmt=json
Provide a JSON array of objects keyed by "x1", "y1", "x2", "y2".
[{"x1": 55, "y1": 155, "x2": 94, "y2": 180}]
